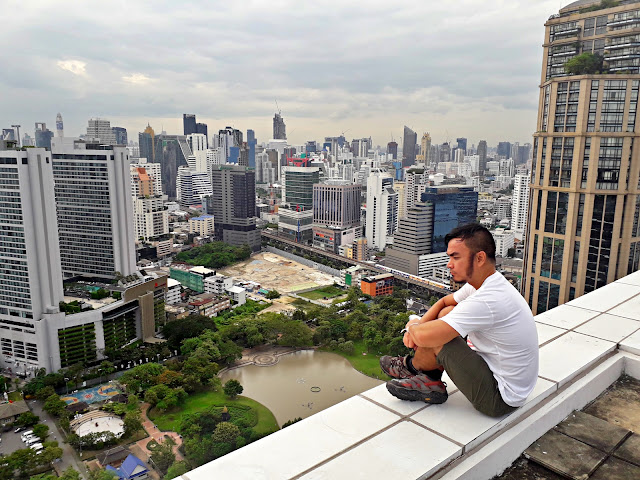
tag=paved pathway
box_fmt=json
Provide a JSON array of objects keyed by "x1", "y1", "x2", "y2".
[{"x1": 135, "y1": 403, "x2": 184, "y2": 464}]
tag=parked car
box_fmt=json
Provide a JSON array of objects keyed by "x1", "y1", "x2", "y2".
[
  {"x1": 25, "y1": 437, "x2": 39, "y2": 446},
  {"x1": 30, "y1": 443, "x2": 43, "y2": 451},
  {"x1": 13, "y1": 427, "x2": 23, "y2": 433}
]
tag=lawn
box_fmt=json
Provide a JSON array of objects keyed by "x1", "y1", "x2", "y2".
[
  {"x1": 8, "y1": 391, "x2": 22, "y2": 401},
  {"x1": 298, "y1": 285, "x2": 345, "y2": 301},
  {"x1": 148, "y1": 389, "x2": 279, "y2": 434},
  {"x1": 322, "y1": 340, "x2": 387, "y2": 380}
]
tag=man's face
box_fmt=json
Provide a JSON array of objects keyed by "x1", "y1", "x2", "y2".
[{"x1": 447, "y1": 238, "x2": 476, "y2": 283}]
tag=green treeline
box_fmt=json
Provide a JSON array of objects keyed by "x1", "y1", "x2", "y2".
[{"x1": 175, "y1": 242, "x2": 252, "y2": 269}]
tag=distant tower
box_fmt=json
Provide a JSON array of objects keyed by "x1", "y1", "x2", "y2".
[
  {"x1": 273, "y1": 113, "x2": 286, "y2": 140},
  {"x1": 56, "y1": 113, "x2": 64, "y2": 137}
]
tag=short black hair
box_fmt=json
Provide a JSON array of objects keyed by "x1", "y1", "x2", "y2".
[{"x1": 445, "y1": 223, "x2": 496, "y2": 263}]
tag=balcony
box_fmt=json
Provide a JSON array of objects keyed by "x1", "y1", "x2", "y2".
[{"x1": 178, "y1": 270, "x2": 640, "y2": 480}]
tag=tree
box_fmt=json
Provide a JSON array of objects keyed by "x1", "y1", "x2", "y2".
[
  {"x1": 165, "y1": 461, "x2": 191, "y2": 479},
  {"x1": 120, "y1": 362, "x2": 165, "y2": 393},
  {"x1": 35, "y1": 385, "x2": 56, "y2": 401},
  {"x1": 123, "y1": 411, "x2": 144, "y2": 437},
  {"x1": 33, "y1": 423, "x2": 49, "y2": 442},
  {"x1": 43, "y1": 394, "x2": 66, "y2": 417},
  {"x1": 88, "y1": 468, "x2": 118, "y2": 480},
  {"x1": 507, "y1": 247, "x2": 516, "y2": 258},
  {"x1": 281, "y1": 417, "x2": 302, "y2": 428},
  {"x1": 223, "y1": 379, "x2": 243, "y2": 399},
  {"x1": 150, "y1": 437, "x2": 176, "y2": 474},
  {"x1": 565, "y1": 52, "x2": 604, "y2": 75},
  {"x1": 265, "y1": 290, "x2": 280, "y2": 299},
  {"x1": 211, "y1": 422, "x2": 241, "y2": 456},
  {"x1": 9, "y1": 448, "x2": 38, "y2": 477},
  {"x1": 15, "y1": 411, "x2": 39, "y2": 427}
]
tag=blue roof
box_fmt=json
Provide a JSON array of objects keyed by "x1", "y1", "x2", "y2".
[
  {"x1": 192, "y1": 215, "x2": 214, "y2": 220},
  {"x1": 105, "y1": 454, "x2": 148, "y2": 480}
]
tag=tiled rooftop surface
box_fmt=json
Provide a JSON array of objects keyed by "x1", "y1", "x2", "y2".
[{"x1": 179, "y1": 271, "x2": 640, "y2": 480}]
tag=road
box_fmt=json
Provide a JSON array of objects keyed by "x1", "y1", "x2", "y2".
[{"x1": 29, "y1": 400, "x2": 89, "y2": 479}]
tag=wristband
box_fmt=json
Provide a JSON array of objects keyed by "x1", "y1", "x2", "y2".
[{"x1": 401, "y1": 323, "x2": 419, "y2": 334}]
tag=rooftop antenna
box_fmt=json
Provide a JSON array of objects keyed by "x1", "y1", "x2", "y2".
[{"x1": 275, "y1": 100, "x2": 281, "y2": 115}]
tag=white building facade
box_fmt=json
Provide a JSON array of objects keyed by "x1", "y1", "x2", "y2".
[{"x1": 365, "y1": 169, "x2": 398, "y2": 251}]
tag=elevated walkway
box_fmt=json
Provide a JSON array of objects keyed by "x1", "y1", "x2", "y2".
[{"x1": 179, "y1": 271, "x2": 640, "y2": 480}]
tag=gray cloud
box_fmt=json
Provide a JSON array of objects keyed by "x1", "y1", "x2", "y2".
[{"x1": 1, "y1": 0, "x2": 558, "y2": 145}]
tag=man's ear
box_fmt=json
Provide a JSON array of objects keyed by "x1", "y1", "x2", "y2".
[{"x1": 476, "y1": 251, "x2": 487, "y2": 265}]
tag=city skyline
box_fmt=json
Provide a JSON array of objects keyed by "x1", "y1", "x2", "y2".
[{"x1": 0, "y1": 0, "x2": 559, "y2": 147}]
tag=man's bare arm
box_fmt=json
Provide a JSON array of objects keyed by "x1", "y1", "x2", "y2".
[
  {"x1": 407, "y1": 319, "x2": 460, "y2": 348},
  {"x1": 415, "y1": 294, "x2": 458, "y2": 325}
]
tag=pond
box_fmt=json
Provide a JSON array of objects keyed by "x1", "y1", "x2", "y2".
[{"x1": 219, "y1": 350, "x2": 383, "y2": 426}]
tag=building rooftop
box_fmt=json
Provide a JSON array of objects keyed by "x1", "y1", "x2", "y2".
[
  {"x1": 190, "y1": 215, "x2": 214, "y2": 221},
  {"x1": 178, "y1": 270, "x2": 640, "y2": 480}
]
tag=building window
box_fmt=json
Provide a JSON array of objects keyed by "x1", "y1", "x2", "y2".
[
  {"x1": 585, "y1": 195, "x2": 617, "y2": 293},
  {"x1": 597, "y1": 137, "x2": 623, "y2": 190},
  {"x1": 572, "y1": 241, "x2": 581, "y2": 283},
  {"x1": 576, "y1": 193, "x2": 586, "y2": 236}
]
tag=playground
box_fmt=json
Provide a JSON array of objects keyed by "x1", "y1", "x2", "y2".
[
  {"x1": 61, "y1": 383, "x2": 121, "y2": 405},
  {"x1": 71, "y1": 410, "x2": 125, "y2": 437}
]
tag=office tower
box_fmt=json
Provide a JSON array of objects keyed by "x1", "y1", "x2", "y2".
[
  {"x1": 196, "y1": 122, "x2": 208, "y2": 144},
  {"x1": 477, "y1": 140, "x2": 487, "y2": 175},
  {"x1": 439, "y1": 143, "x2": 451, "y2": 163},
  {"x1": 282, "y1": 167, "x2": 320, "y2": 208},
  {"x1": 512, "y1": 173, "x2": 530, "y2": 240},
  {"x1": 247, "y1": 129, "x2": 257, "y2": 168},
  {"x1": 402, "y1": 126, "x2": 417, "y2": 167},
  {"x1": 183, "y1": 114, "x2": 197, "y2": 136},
  {"x1": 187, "y1": 133, "x2": 207, "y2": 153},
  {"x1": 177, "y1": 166, "x2": 213, "y2": 208},
  {"x1": 273, "y1": 112, "x2": 286, "y2": 140},
  {"x1": 522, "y1": 0, "x2": 640, "y2": 315},
  {"x1": 86, "y1": 118, "x2": 116, "y2": 144},
  {"x1": 139, "y1": 124, "x2": 155, "y2": 162},
  {"x1": 421, "y1": 133, "x2": 432, "y2": 165},
  {"x1": 130, "y1": 161, "x2": 168, "y2": 241},
  {"x1": 34, "y1": 123, "x2": 54, "y2": 149},
  {"x1": 0, "y1": 143, "x2": 64, "y2": 373},
  {"x1": 387, "y1": 141, "x2": 398, "y2": 159},
  {"x1": 256, "y1": 151, "x2": 276, "y2": 184},
  {"x1": 22, "y1": 134, "x2": 34, "y2": 147},
  {"x1": 208, "y1": 165, "x2": 261, "y2": 250},
  {"x1": 420, "y1": 185, "x2": 478, "y2": 253},
  {"x1": 51, "y1": 138, "x2": 136, "y2": 279},
  {"x1": 215, "y1": 127, "x2": 243, "y2": 163},
  {"x1": 456, "y1": 138, "x2": 467, "y2": 153},
  {"x1": 385, "y1": 203, "x2": 434, "y2": 275},
  {"x1": 365, "y1": 169, "x2": 398, "y2": 251},
  {"x1": 56, "y1": 113, "x2": 64, "y2": 137},
  {"x1": 405, "y1": 168, "x2": 429, "y2": 212},
  {"x1": 352, "y1": 138, "x2": 372, "y2": 157},
  {"x1": 112, "y1": 126, "x2": 128, "y2": 145},
  {"x1": 306, "y1": 141, "x2": 317, "y2": 154},
  {"x1": 154, "y1": 134, "x2": 191, "y2": 199},
  {"x1": 1, "y1": 129, "x2": 15, "y2": 141},
  {"x1": 313, "y1": 184, "x2": 361, "y2": 228},
  {"x1": 497, "y1": 141, "x2": 512, "y2": 159}
]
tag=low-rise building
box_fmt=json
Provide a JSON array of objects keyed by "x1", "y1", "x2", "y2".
[
  {"x1": 492, "y1": 228, "x2": 515, "y2": 257},
  {"x1": 188, "y1": 294, "x2": 231, "y2": 317},
  {"x1": 360, "y1": 273, "x2": 394, "y2": 297},
  {"x1": 169, "y1": 265, "x2": 216, "y2": 293},
  {"x1": 204, "y1": 275, "x2": 233, "y2": 295},
  {"x1": 226, "y1": 286, "x2": 247, "y2": 305},
  {"x1": 166, "y1": 279, "x2": 182, "y2": 304},
  {"x1": 189, "y1": 214, "x2": 215, "y2": 236}
]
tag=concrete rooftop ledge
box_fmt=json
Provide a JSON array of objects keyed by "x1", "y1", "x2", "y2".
[{"x1": 179, "y1": 271, "x2": 640, "y2": 480}]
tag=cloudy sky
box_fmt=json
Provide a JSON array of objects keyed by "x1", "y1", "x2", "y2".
[{"x1": 1, "y1": 0, "x2": 560, "y2": 148}]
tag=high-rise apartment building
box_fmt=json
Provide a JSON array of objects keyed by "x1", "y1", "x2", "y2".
[
  {"x1": 523, "y1": 0, "x2": 640, "y2": 315},
  {"x1": 402, "y1": 126, "x2": 417, "y2": 167},
  {"x1": 273, "y1": 113, "x2": 286, "y2": 140},
  {"x1": 208, "y1": 165, "x2": 261, "y2": 251},
  {"x1": 282, "y1": 167, "x2": 320, "y2": 209},
  {"x1": 512, "y1": 173, "x2": 530, "y2": 240},
  {"x1": 183, "y1": 114, "x2": 197, "y2": 136},
  {"x1": 385, "y1": 203, "x2": 433, "y2": 275},
  {"x1": 177, "y1": 166, "x2": 213, "y2": 208},
  {"x1": 312, "y1": 184, "x2": 361, "y2": 228},
  {"x1": 405, "y1": 168, "x2": 429, "y2": 212},
  {"x1": 51, "y1": 139, "x2": 136, "y2": 279},
  {"x1": 365, "y1": 169, "x2": 398, "y2": 250},
  {"x1": 477, "y1": 140, "x2": 487, "y2": 175},
  {"x1": 130, "y1": 160, "x2": 168, "y2": 241},
  {"x1": 86, "y1": 118, "x2": 116, "y2": 145}
]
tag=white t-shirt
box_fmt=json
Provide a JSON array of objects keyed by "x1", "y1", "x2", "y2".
[{"x1": 443, "y1": 271, "x2": 539, "y2": 407}]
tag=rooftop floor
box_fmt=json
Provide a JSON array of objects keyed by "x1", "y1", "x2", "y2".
[{"x1": 178, "y1": 270, "x2": 640, "y2": 480}]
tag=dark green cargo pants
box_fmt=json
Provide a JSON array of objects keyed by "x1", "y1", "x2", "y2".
[{"x1": 436, "y1": 336, "x2": 518, "y2": 417}]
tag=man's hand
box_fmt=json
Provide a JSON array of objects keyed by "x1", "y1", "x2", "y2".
[{"x1": 403, "y1": 331, "x2": 416, "y2": 349}]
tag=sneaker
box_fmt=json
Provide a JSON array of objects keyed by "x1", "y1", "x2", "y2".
[
  {"x1": 380, "y1": 355, "x2": 414, "y2": 379},
  {"x1": 386, "y1": 374, "x2": 448, "y2": 404}
]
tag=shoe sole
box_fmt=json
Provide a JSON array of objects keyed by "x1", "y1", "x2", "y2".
[{"x1": 386, "y1": 382, "x2": 448, "y2": 404}]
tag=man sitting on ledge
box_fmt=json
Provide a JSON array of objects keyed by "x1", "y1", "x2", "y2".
[{"x1": 380, "y1": 223, "x2": 538, "y2": 417}]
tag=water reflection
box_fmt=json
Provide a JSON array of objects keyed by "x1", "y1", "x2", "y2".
[{"x1": 219, "y1": 350, "x2": 383, "y2": 426}]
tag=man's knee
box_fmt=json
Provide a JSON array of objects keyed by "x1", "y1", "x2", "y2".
[{"x1": 438, "y1": 305, "x2": 455, "y2": 318}]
